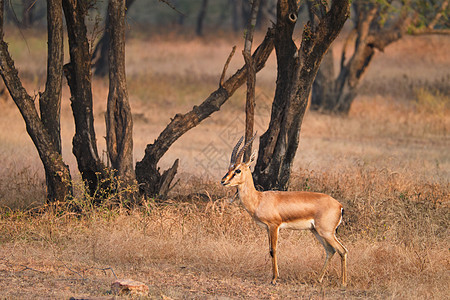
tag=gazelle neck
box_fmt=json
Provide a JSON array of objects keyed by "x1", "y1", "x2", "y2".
[{"x1": 237, "y1": 169, "x2": 260, "y2": 216}]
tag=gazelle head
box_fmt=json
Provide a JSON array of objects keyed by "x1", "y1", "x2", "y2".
[{"x1": 221, "y1": 135, "x2": 257, "y2": 187}]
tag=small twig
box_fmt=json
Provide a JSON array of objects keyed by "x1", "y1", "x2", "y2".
[
  {"x1": 219, "y1": 46, "x2": 237, "y2": 87},
  {"x1": 158, "y1": 0, "x2": 185, "y2": 16},
  {"x1": 93, "y1": 266, "x2": 118, "y2": 280},
  {"x1": 18, "y1": 264, "x2": 45, "y2": 274},
  {"x1": 60, "y1": 261, "x2": 87, "y2": 281}
]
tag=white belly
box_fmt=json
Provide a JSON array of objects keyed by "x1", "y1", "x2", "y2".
[{"x1": 280, "y1": 219, "x2": 314, "y2": 230}]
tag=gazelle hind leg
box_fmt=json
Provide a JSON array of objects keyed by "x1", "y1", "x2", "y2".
[
  {"x1": 322, "y1": 233, "x2": 348, "y2": 287},
  {"x1": 311, "y1": 229, "x2": 336, "y2": 283}
]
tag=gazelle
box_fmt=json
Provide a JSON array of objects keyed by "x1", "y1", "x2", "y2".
[{"x1": 221, "y1": 135, "x2": 348, "y2": 286}]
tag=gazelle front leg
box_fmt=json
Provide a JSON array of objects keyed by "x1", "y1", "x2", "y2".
[{"x1": 268, "y1": 225, "x2": 280, "y2": 285}]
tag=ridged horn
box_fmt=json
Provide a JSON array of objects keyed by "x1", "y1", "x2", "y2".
[
  {"x1": 235, "y1": 133, "x2": 257, "y2": 164},
  {"x1": 229, "y1": 136, "x2": 244, "y2": 168}
]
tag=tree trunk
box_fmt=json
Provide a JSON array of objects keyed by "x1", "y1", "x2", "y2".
[
  {"x1": 310, "y1": 49, "x2": 335, "y2": 110},
  {"x1": 196, "y1": 0, "x2": 208, "y2": 36},
  {"x1": 106, "y1": 0, "x2": 134, "y2": 184},
  {"x1": 39, "y1": 0, "x2": 71, "y2": 201},
  {"x1": 92, "y1": 0, "x2": 135, "y2": 77},
  {"x1": 253, "y1": 0, "x2": 301, "y2": 191},
  {"x1": 135, "y1": 27, "x2": 275, "y2": 198},
  {"x1": 253, "y1": 0, "x2": 350, "y2": 190},
  {"x1": 230, "y1": 0, "x2": 243, "y2": 32},
  {"x1": 62, "y1": 0, "x2": 105, "y2": 197},
  {"x1": 0, "y1": 0, "x2": 72, "y2": 202}
]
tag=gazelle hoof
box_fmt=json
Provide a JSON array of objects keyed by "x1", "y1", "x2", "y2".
[{"x1": 271, "y1": 279, "x2": 277, "y2": 286}]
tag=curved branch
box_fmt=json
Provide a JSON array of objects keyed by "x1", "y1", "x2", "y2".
[
  {"x1": 140, "y1": 27, "x2": 274, "y2": 164},
  {"x1": 135, "y1": 27, "x2": 275, "y2": 197}
]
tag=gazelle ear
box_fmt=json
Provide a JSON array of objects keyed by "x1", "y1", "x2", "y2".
[{"x1": 246, "y1": 150, "x2": 257, "y2": 166}]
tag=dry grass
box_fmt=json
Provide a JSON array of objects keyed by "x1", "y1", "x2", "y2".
[
  {"x1": 0, "y1": 177, "x2": 448, "y2": 298},
  {"x1": 0, "y1": 28, "x2": 449, "y2": 299}
]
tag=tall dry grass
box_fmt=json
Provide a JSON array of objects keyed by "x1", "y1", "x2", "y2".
[{"x1": 0, "y1": 169, "x2": 448, "y2": 298}]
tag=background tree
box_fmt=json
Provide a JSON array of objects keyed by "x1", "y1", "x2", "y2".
[
  {"x1": 253, "y1": 0, "x2": 350, "y2": 191},
  {"x1": 230, "y1": 0, "x2": 244, "y2": 32},
  {"x1": 196, "y1": 0, "x2": 208, "y2": 36},
  {"x1": 310, "y1": 0, "x2": 450, "y2": 114},
  {"x1": 0, "y1": 0, "x2": 72, "y2": 202}
]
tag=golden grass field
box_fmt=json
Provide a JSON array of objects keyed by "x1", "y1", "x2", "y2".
[{"x1": 0, "y1": 28, "x2": 449, "y2": 299}]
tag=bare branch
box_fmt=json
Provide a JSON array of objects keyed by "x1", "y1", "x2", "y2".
[
  {"x1": 159, "y1": 0, "x2": 185, "y2": 16},
  {"x1": 243, "y1": 0, "x2": 261, "y2": 162},
  {"x1": 219, "y1": 46, "x2": 236, "y2": 87},
  {"x1": 92, "y1": 266, "x2": 118, "y2": 279},
  {"x1": 19, "y1": 265, "x2": 45, "y2": 274}
]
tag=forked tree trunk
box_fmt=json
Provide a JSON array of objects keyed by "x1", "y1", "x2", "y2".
[
  {"x1": 310, "y1": 2, "x2": 411, "y2": 114},
  {"x1": 135, "y1": 28, "x2": 275, "y2": 198},
  {"x1": 0, "y1": 0, "x2": 72, "y2": 202},
  {"x1": 62, "y1": 0, "x2": 105, "y2": 197},
  {"x1": 253, "y1": 0, "x2": 350, "y2": 190},
  {"x1": 106, "y1": 0, "x2": 134, "y2": 184}
]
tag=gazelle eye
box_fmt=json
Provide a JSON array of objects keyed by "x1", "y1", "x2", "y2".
[{"x1": 235, "y1": 169, "x2": 241, "y2": 174}]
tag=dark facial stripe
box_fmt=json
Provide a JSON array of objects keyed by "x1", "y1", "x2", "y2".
[{"x1": 222, "y1": 170, "x2": 237, "y2": 184}]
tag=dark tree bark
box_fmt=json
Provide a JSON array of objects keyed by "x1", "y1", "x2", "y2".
[
  {"x1": 62, "y1": 0, "x2": 105, "y2": 197},
  {"x1": 0, "y1": 0, "x2": 72, "y2": 202},
  {"x1": 253, "y1": 0, "x2": 350, "y2": 191},
  {"x1": 92, "y1": 0, "x2": 135, "y2": 77},
  {"x1": 106, "y1": 0, "x2": 134, "y2": 184},
  {"x1": 40, "y1": 0, "x2": 64, "y2": 155},
  {"x1": 135, "y1": 27, "x2": 275, "y2": 198},
  {"x1": 39, "y1": 0, "x2": 68, "y2": 201},
  {"x1": 196, "y1": 0, "x2": 209, "y2": 36}
]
